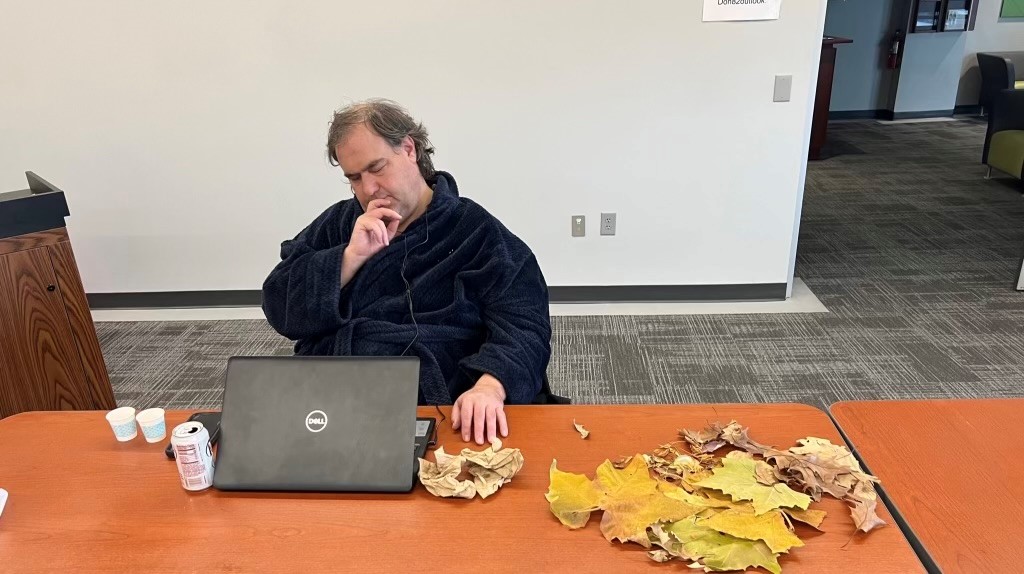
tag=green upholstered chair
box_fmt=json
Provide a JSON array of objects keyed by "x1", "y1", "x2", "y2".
[{"x1": 983, "y1": 89, "x2": 1024, "y2": 181}]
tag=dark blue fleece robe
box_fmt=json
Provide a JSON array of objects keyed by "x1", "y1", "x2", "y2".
[{"x1": 262, "y1": 171, "x2": 551, "y2": 405}]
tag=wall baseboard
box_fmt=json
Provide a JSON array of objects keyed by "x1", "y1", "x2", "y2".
[
  {"x1": 87, "y1": 283, "x2": 788, "y2": 309},
  {"x1": 888, "y1": 109, "x2": 955, "y2": 120},
  {"x1": 828, "y1": 110, "x2": 886, "y2": 120},
  {"x1": 954, "y1": 104, "x2": 983, "y2": 116}
]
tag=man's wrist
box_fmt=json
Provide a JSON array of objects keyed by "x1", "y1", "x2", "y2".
[
  {"x1": 474, "y1": 374, "x2": 506, "y2": 400},
  {"x1": 341, "y1": 245, "x2": 367, "y2": 287}
]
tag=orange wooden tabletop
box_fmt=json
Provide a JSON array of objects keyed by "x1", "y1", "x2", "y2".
[
  {"x1": 831, "y1": 399, "x2": 1024, "y2": 574},
  {"x1": 0, "y1": 404, "x2": 921, "y2": 573}
]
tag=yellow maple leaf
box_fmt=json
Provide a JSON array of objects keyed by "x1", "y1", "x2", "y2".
[
  {"x1": 545, "y1": 460, "x2": 601, "y2": 529},
  {"x1": 695, "y1": 457, "x2": 811, "y2": 515},
  {"x1": 702, "y1": 507, "x2": 805, "y2": 554},
  {"x1": 784, "y1": 507, "x2": 827, "y2": 530},
  {"x1": 594, "y1": 455, "x2": 703, "y2": 547},
  {"x1": 665, "y1": 518, "x2": 782, "y2": 574}
]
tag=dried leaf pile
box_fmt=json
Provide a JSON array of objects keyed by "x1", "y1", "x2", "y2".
[
  {"x1": 418, "y1": 438, "x2": 524, "y2": 499},
  {"x1": 545, "y1": 421, "x2": 883, "y2": 573}
]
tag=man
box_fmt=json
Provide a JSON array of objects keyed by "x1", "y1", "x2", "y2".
[{"x1": 263, "y1": 99, "x2": 551, "y2": 445}]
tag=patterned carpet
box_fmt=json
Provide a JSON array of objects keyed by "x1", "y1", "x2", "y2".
[{"x1": 97, "y1": 118, "x2": 1024, "y2": 411}]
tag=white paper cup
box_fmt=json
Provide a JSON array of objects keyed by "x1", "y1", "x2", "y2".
[
  {"x1": 136, "y1": 408, "x2": 167, "y2": 443},
  {"x1": 105, "y1": 407, "x2": 138, "y2": 442}
]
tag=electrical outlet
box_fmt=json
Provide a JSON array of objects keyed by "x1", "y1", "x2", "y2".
[
  {"x1": 600, "y1": 213, "x2": 616, "y2": 236},
  {"x1": 572, "y1": 215, "x2": 586, "y2": 237}
]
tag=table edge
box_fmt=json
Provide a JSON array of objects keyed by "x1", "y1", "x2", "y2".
[{"x1": 826, "y1": 405, "x2": 939, "y2": 574}]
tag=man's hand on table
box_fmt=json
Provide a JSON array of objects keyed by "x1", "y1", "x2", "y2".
[{"x1": 452, "y1": 374, "x2": 508, "y2": 445}]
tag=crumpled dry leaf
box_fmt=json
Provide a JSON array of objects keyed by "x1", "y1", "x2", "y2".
[
  {"x1": 417, "y1": 453, "x2": 477, "y2": 499},
  {"x1": 546, "y1": 460, "x2": 602, "y2": 528},
  {"x1": 648, "y1": 549, "x2": 674, "y2": 563},
  {"x1": 686, "y1": 421, "x2": 886, "y2": 533},
  {"x1": 702, "y1": 507, "x2": 804, "y2": 554},
  {"x1": 695, "y1": 457, "x2": 811, "y2": 516},
  {"x1": 418, "y1": 440, "x2": 524, "y2": 500},
  {"x1": 682, "y1": 421, "x2": 772, "y2": 456},
  {"x1": 682, "y1": 427, "x2": 728, "y2": 454},
  {"x1": 644, "y1": 445, "x2": 712, "y2": 487},
  {"x1": 653, "y1": 519, "x2": 783, "y2": 574},
  {"x1": 573, "y1": 419, "x2": 590, "y2": 439}
]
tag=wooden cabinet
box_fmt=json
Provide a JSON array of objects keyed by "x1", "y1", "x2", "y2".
[{"x1": 0, "y1": 175, "x2": 115, "y2": 419}]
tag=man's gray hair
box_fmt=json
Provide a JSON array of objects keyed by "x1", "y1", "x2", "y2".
[{"x1": 326, "y1": 99, "x2": 436, "y2": 180}]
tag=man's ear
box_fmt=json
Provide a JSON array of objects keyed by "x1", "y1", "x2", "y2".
[{"x1": 400, "y1": 136, "x2": 417, "y2": 161}]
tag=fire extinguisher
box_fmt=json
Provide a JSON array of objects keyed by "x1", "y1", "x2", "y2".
[{"x1": 888, "y1": 29, "x2": 903, "y2": 70}]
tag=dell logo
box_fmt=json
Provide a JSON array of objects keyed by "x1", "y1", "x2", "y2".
[{"x1": 305, "y1": 410, "x2": 328, "y2": 433}]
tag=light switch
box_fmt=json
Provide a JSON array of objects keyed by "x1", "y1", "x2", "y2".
[
  {"x1": 773, "y1": 75, "x2": 792, "y2": 102},
  {"x1": 572, "y1": 215, "x2": 586, "y2": 237}
]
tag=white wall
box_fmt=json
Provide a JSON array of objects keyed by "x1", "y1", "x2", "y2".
[
  {"x1": 957, "y1": 2, "x2": 1024, "y2": 106},
  {"x1": 0, "y1": 1, "x2": 827, "y2": 293},
  {"x1": 824, "y1": 0, "x2": 895, "y2": 112}
]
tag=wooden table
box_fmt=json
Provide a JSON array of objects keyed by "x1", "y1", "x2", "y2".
[
  {"x1": 0, "y1": 405, "x2": 922, "y2": 573},
  {"x1": 831, "y1": 399, "x2": 1024, "y2": 573}
]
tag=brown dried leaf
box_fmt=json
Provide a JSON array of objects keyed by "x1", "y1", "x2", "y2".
[
  {"x1": 682, "y1": 427, "x2": 727, "y2": 453},
  {"x1": 688, "y1": 422, "x2": 886, "y2": 533},
  {"x1": 573, "y1": 419, "x2": 590, "y2": 439},
  {"x1": 612, "y1": 455, "x2": 633, "y2": 469}
]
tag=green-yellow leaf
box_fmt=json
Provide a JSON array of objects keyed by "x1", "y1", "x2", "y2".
[
  {"x1": 594, "y1": 455, "x2": 703, "y2": 546},
  {"x1": 695, "y1": 456, "x2": 812, "y2": 515},
  {"x1": 545, "y1": 460, "x2": 601, "y2": 529},
  {"x1": 664, "y1": 487, "x2": 738, "y2": 510},
  {"x1": 702, "y1": 507, "x2": 805, "y2": 554},
  {"x1": 667, "y1": 518, "x2": 782, "y2": 574}
]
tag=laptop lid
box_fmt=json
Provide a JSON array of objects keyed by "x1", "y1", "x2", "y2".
[{"x1": 213, "y1": 356, "x2": 420, "y2": 492}]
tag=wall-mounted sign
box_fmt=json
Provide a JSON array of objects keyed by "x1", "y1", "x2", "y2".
[{"x1": 703, "y1": 0, "x2": 782, "y2": 22}]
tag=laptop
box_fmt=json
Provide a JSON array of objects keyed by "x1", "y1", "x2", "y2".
[{"x1": 213, "y1": 356, "x2": 431, "y2": 492}]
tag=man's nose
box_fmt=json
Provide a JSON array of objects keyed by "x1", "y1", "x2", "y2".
[{"x1": 362, "y1": 173, "x2": 381, "y2": 195}]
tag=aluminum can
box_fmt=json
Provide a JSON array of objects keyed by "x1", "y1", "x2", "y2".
[{"x1": 171, "y1": 421, "x2": 215, "y2": 491}]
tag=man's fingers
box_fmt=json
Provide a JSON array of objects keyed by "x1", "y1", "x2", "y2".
[
  {"x1": 366, "y1": 208, "x2": 403, "y2": 222},
  {"x1": 451, "y1": 399, "x2": 461, "y2": 430},
  {"x1": 367, "y1": 199, "x2": 391, "y2": 211},
  {"x1": 473, "y1": 402, "x2": 487, "y2": 445},
  {"x1": 385, "y1": 217, "x2": 400, "y2": 238},
  {"x1": 497, "y1": 407, "x2": 509, "y2": 438},
  {"x1": 461, "y1": 399, "x2": 473, "y2": 442},
  {"x1": 375, "y1": 219, "x2": 389, "y2": 246},
  {"x1": 486, "y1": 405, "x2": 497, "y2": 444}
]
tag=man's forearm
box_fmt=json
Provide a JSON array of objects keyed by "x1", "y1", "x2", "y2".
[{"x1": 340, "y1": 246, "x2": 368, "y2": 288}]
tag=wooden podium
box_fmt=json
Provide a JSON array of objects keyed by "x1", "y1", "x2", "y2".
[
  {"x1": 0, "y1": 173, "x2": 115, "y2": 418},
  {"x1": 809, "y1": 36, "x2": 853, "y2": 161}
]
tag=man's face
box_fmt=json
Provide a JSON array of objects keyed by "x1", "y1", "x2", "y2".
[{"x1": 336, "y1": 123, "x2": 426, "y2": 218}]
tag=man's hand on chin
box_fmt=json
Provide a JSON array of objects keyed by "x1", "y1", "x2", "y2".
[{"x1": 452, "y1": 373, "x2": 508, "y2": 445}]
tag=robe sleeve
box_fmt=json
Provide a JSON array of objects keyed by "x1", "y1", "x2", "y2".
[
  {"x1": 262, "y1": 207, "x2": 350, "y2": 341},
  {"x1": 459, "y1": 252, "x2": 552, "y2": 404}
]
